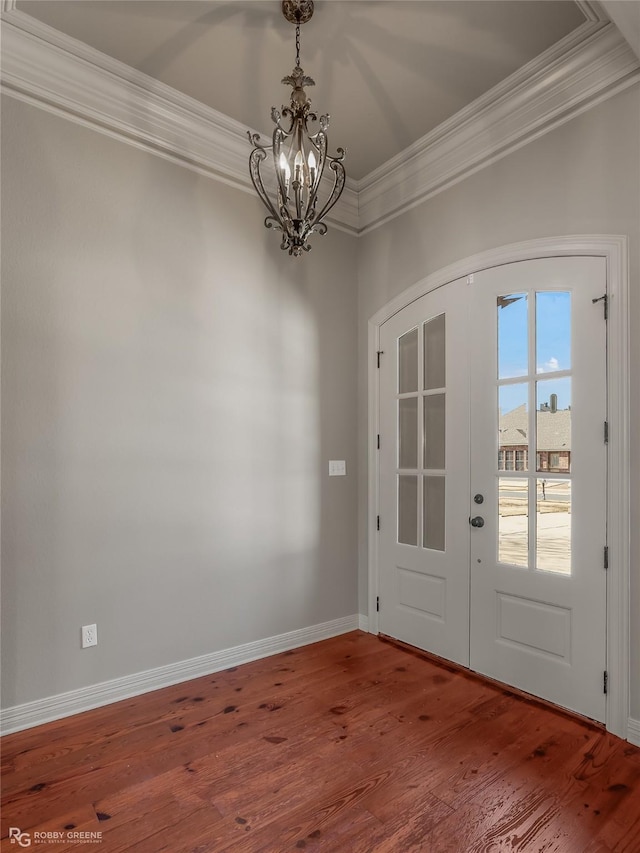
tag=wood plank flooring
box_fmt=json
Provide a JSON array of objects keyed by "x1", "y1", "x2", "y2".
[{"x1": 2, "y1": 631, "x2": 640, "y2": 852}]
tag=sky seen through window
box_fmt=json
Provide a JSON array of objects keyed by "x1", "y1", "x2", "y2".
[{"x1": 498, "y1": 291, "x2": 571, "y2": 414}]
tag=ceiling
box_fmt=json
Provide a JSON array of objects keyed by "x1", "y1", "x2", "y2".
[{"x1": 17, "y1": 1, "x2": 587, "y2": 181}]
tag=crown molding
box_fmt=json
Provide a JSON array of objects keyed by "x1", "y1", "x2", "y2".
[
  {"x1": 0, "y1": 7, "x2": 359, "y2": 234},
  {"x1": 1, "y1": 7, "x2": 637, "y2": 237},
  {"x1": 575, "y1": 1, "x2": 607, "y2": 24},
  {"x1": 599, "y1": 1, "x2": 640, "y2": 60},
  {"x1": 356, "y1": 20, "x2": 640, "y2": 233}
]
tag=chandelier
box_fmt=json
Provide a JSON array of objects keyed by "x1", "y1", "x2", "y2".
[{"x1": 247, "y1": 0, "x2": 346, "y2": 257}]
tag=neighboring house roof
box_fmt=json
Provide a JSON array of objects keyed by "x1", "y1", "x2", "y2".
[{"x1": 499, "y1": 404, "x2": 571, "y2": 451}]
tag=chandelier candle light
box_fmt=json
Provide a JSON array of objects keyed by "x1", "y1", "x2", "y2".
[{"x1": 248, "y1": 0, "x2": 346, "y2": 256}]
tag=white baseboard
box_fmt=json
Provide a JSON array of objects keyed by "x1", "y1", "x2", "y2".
[
  {"x1": 0, "y1": 614, "x2": 361, "y2": 735},
  {"x1": 358, "y1": 614, "x2": 370, "y2": 632},
  {"x1": 627, "y1": 718, "x2": 640, "y2": 747}
]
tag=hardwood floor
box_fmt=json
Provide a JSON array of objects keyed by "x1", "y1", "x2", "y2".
[{"x1": 2, "y1": 631, "x2": 640, "y2": 852}]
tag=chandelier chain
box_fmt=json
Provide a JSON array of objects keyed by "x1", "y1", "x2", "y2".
[{"x1": 295, "y1": 23, "x2": 301, "y2": 68}]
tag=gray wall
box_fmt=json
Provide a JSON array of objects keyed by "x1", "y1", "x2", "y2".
[
  {"x1": 3, "y1": 81, "x2": 639, "y2": 724},
  {"x1": 356, "y1": 84, "x2": 640, "y2": 716},
  {"x1": 1, "y1": 97, "x2": 359, "y2": 707}
]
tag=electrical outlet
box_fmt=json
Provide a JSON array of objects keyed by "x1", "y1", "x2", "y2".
[{"x1": 81, "y1": 624, "x2": 98, "y2": 648}]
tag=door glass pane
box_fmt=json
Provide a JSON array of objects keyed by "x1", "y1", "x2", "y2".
[
  {"x1": 498, "y1": 293, "x2": 528, "y2": 379},
  {"x1": 423, "y1": 476, "x2": 445, "y2": 551},
  {"x1": 536, "y1": 378, "x2": 571, "y2": 473},
  {"x1": 499, "y1": 384, "x2": 528, "y2": 471},
  {"x1": 399, "y1": 328, "x2": 418, "y2": 393},
  {"x1": 399, "y1": 398, "x2": 418, "y2": 469},
  {"x1": 424, "y1": 394, "x2": 445, "y2": 470},
  {"x1": 398, "y1": 475, "x2": 418, "y2": 546},
  {"x1": 498, "y1": 478, "x2": 529, "y2": 567},
  {"x1": 537, "y1": 479, "x2": 571, "y2": 574},
  {"x1": 424, "y1": 314, "x2": 445, "y2": 390},
  {"x1": 537, "y1": 292, "x2": 571, "y2": 373}
]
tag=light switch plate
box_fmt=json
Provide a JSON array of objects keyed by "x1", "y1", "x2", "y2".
[{"x1": 329, "y1": 460, "x2": 346, "y2": 476}]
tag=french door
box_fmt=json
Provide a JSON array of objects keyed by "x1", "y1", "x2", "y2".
[
  {"x1": 378, "y1": 257, "x2": 608, "y2": 721},
  {"x1": 378, "y1": 276, "x2": 471, "y2": 666}
]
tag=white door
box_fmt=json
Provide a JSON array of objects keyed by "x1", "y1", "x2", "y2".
[
  {"x1": 379, "y1": 276, "x2": 471, "y2": 666},
  {"x1": 469, "y1": 258, "x2": 607, "y2": 721},
  {"x1": 378, "y1": 257, "x2": 608, "y2": 721}
]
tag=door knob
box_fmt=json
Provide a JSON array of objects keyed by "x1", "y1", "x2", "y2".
[{"x1": 470, "y1": 516, "x2": 485, "y2": 528}]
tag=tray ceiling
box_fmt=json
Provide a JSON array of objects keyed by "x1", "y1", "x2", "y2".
[{"x1": 16, "y1": 1, "x2": 586, "y2": 180}]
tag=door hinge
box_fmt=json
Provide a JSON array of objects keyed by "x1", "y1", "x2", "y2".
[
  {"x1": 376, "y1": 350, "x2": 384, "y2": 368},
  {"x1": 603, "y1": 671, "x2": 608, "y2": 694},
  {"x1": 592, "y1": 294, "x2": 608, "y2": 320},
  {"x1": 376, "y1": 596, "x2": 380, "y2": 612},
  {"x1": 604, "y1": 421, "x2": 609, "y2": 444},
  {"x1": 377, "y1": 434, "x2": 380, "y2": 450},
  {"x1": 604, "y1": 545, "x2": 609, "y2": 570},
  {"x1": 376, "y1": 515, "x2": 380, "y2": 531}
]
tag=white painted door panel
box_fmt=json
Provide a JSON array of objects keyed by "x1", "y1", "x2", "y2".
[
  {"x1": 378, "y1": 278, "x2": 470, "y2": 666},
  {"x1": 469, "y1": 257, "x2": 607, "y2": 722}
]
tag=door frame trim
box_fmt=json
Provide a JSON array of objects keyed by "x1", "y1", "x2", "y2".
[{"x1": 367, "y1": 235, "x2": 630, "y2": 739}]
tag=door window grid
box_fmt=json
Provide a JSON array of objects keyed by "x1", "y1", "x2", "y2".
[
  {"x1": 497, "y1": 291, "x2": 572, "y2": 574},
  {"x1": 396, "y1": 317, "x2": 446, "y2": 551}
]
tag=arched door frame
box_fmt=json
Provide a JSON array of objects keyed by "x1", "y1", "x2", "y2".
[{"x1": 367, "y1": 235, "x2": 630, "y2": 739}]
